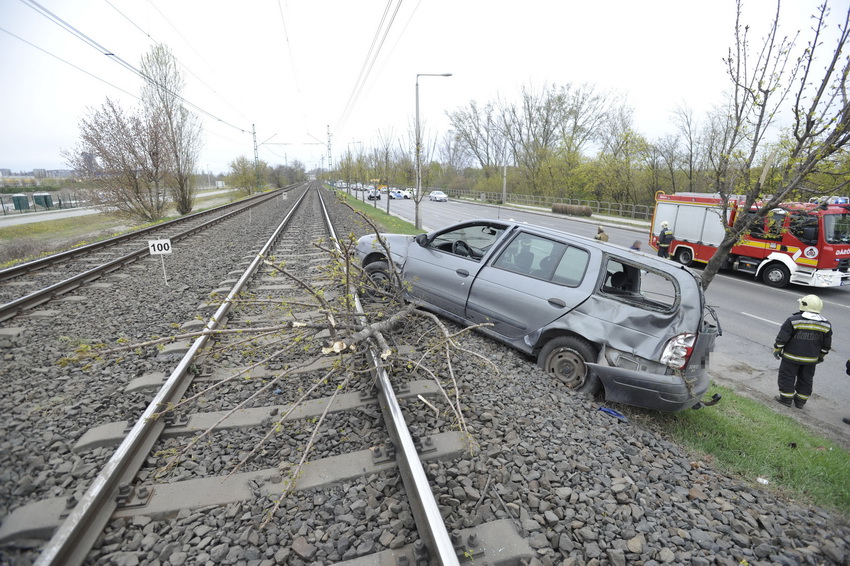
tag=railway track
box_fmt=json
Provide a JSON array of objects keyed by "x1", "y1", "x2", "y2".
[
  {"x1": 0, "y1": 185, "x2": 532, "y2": 565},
  {"x1": 0, "y1": 187, "x2": 295, "y2": 322},
  {"x1": 2, "y1": 183, "x2": 849, "y2": 565}
]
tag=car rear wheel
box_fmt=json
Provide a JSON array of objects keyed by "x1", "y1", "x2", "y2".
[{"x1": 538, "y1": 336, "x2": 602, "y2": 396}]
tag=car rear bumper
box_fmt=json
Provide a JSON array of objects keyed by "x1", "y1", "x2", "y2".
[{"x1": 586, "y1": 363, "x2": 710, "y2": 412}]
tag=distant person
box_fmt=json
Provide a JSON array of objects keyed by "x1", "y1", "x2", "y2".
[
  {"x1": 657, "y1": 221, "x2": 673, "y2": 258},
  {"x1": 630, "y1": 240, "x2": 642, "y2": 251},
  {"x1": 773, "y1": 295, "x2": 832, "y2": 409},
  {"x1": 594, "y1": 226, "x2": 609, "y2": 242}
]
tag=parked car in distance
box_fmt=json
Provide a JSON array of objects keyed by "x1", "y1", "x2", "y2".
[
  {"x1": 367, "y1": 189, "x2": 381, "y2": 200},
  {"x1": 429, "y1": 190, "x2": 448, "y2": 202},
  {"x1": 355, "y1": 219, "x2": 721, "y2": 412},
  {"x1": 389, "y1": 189, "x2": 404, "y2": 199},
  {"x1": 400, "y1": 189, "x2": 412, "y2": 199}
]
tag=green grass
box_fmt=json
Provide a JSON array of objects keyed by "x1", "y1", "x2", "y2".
[
  {"x1": 631, "y1": 383, "x2": 850, "y2": 516},
  {"x1": 0, "y1": 191, "x2": 242, "y2": 267},
  {"x1": 335, "y1": 190, "x2": 423, "y2": 236}
]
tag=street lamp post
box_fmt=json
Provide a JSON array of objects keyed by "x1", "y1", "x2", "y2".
[{"x1": 415, "y1": 73, "x2": 452, "y2": 230}]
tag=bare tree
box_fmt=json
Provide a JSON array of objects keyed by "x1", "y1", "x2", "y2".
[
  {"x1": 447, "y1": 100, "x2": 506, "y2": 179},
  {"x1": 498, "y1": 84, "x2": 564, "y2": 193},
  {"x1": 672, "y1": 104, "x2": 702, "y2": 192},
  {"x1": 554, "y1": 82, "x2": 612, "y2": 166},
  {"x1": 140, "y1": 44, "x2": 203, "y2": 215},
  {"x1": 593, "y1": 104, "x2": 650, "y2": 204},
  {"x1": 654, "y1": 134, "x2": 683, "y2": 193},
  {"x1": 64, "y1": 98, "x2": 170, "y2": 221},
  {"x1": 701, "y1": 0, "x2": 850, "y2": 289}
]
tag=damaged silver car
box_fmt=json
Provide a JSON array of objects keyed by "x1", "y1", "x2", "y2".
[{"x1": 355, "y1": 219, "x2": 721, "y2": 412}]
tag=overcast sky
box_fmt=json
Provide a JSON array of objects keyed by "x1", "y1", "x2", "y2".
[{"x1": 0, "y1": 0, "x2": 839, "y2": 175}]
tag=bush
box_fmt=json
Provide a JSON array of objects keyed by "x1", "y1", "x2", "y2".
[{"x1": 552, "y1": 202, "x2": 592, "y2": 217}]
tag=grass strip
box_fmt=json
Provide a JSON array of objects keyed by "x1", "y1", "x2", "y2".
[{"x1": 631, "y1": 384, "x2": 850, "y2": 516}]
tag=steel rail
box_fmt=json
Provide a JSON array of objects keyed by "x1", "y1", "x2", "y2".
[
  {"x1": 317, "y1": 190, "x2": 459, "y2": 565},
  {"x1": 0, "y1": 188, "x2": 290, "y2": 323},
  {"x1": 34, "y1": 186, "x2": 312, "y2": 566},
  {"x1": 0, "y1": 187, "x2": 293, "y2": 282}
]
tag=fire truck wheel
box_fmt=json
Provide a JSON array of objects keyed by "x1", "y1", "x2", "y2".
[
  {"x1": 674, "y1": 248, "x2": 693, "y2": 266},
  {"x1": 761, "y1": 263, "x2": 790, "y2": 288}
]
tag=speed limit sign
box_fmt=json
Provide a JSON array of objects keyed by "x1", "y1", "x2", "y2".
[
  {"x1": 148, "y1": 239, "x2": 172, "y2": 254},
  {"x1": 148, "y1": 239, "x2": 172, "y2": 285}
]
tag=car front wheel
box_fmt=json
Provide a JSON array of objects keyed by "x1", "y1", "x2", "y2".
[
  {"x1": 538, "y1": 336, "x2": 602, "y2": 396},
  {"x1": 363, "y1": 261, "x2": 394, "y2": 299}
]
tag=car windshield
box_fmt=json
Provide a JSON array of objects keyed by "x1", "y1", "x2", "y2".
[{"x1": 429, "y1": 223, "x2": 506, "y2": 259}]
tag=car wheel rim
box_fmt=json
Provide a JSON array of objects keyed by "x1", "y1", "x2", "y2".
[{"x1": 547, "y1": 348, "x2": 586, "y2": 389}]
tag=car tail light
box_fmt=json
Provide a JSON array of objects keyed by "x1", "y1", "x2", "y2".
[{"x1": 661, "y1": 333, "x2": 696, "y2": 370}]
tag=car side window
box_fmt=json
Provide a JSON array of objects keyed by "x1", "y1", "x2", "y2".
[
  {"x1": 493, "y1": 233, "x2": 588, "y2": 286},
  {"x1": 600, "y1": 258, "x2": 678, "y2": 311},
  {"x1": 551, "y1": 246, "x2": 589, "y2": 286}
]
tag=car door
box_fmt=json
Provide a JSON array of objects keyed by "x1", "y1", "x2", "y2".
[
  {"x1": 465, "y1": 231, "x2": 595, "y2": 339},
  {"x1": 402, "y1": 222, "x2": 508, "y2": 317}
]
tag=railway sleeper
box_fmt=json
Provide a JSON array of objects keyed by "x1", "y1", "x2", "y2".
[
  {"x1": 75, "y1": 379, "x2": 443, "y2": 452},
  {"x1": 0, "y1": 430, "x2": 471, "y2": 545}
]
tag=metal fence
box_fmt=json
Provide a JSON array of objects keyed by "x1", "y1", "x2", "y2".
[
  {"x1": 447, "y1": 189, "x2": 653, "y2": 221},
  {"x1": 0, "y1": 191, "x2": 82, "y2": 215}
]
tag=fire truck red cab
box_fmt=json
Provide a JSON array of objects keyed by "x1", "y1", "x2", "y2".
[{"x1": 651, "y1": 192, "x2": 850, "y2": 288}]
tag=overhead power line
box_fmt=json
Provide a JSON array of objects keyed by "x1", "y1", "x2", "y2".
[
  {"x1": 17, "y1": 0, "x2": 251, "y2": 134},
  {"x1": 0, "y1": 26, "x2": 139, "y2": 101},
  {"x1": 334, "y1": 0, "x2": 404, "y2": 133}
]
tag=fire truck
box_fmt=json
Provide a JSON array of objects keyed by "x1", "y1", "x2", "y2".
[{"x1": 650, "y1": 192, "x2": 850, "y2": 288}]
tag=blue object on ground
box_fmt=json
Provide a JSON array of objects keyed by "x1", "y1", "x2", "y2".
[{"x1": 598, "y1": 407, "x2": 628, "y2": 422}]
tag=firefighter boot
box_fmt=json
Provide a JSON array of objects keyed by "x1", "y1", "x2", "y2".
[
  {"x1": 776, "y1": 393, "x2": 793, "y2": 407},
  {"x1": 794, "y1": 393, "x2": 809, "y2": 409}
]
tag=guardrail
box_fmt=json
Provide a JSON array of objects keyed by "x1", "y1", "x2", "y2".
[{"x1": 447, "y1": 189, "x2": 653, "y2": 221}]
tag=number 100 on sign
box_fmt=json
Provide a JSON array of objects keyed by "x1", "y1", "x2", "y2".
[{"x1": 148, "y1": 239, "x2": 173, "y2": 255}]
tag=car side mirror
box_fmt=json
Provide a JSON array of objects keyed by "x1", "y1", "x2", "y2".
[{"x1": 414, "y1": 233, "x2": 429, "y2": 247}]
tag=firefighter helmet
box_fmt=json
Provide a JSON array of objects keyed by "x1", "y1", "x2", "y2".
[
  {"x1": 660, "y1": 221, "x2": 669, "y2": 228},
  {"x1": 798, "y1": 294, "x2": 823, "y2": 313}
]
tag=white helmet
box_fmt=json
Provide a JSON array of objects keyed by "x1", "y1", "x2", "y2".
[
  {"x1": 661, "y1": 221, "x2": 669, "y2": 228},
  {"x1": 798, "y1": 295, "x2": 823, "y2": 313}
]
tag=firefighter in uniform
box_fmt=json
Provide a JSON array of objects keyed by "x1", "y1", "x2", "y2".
[
  {"x1": 773, "y1": 295, "x2": 832, "y2": 408},
  {"x1": 657, "y1": 221, "x2": 673, "y2": 258}
]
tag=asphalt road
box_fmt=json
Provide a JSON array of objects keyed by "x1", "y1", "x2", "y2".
[{"x1": 364, "y1": 193, "x2": 850, "y2": 442}]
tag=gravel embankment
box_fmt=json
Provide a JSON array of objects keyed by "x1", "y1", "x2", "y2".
[{"x1": 1, "y1": 188, "x2": 848, "y2": 565}]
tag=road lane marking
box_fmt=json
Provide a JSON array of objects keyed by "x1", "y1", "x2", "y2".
[{"x1": 741, "y1": 312, "x2": 781, "y2": 326}]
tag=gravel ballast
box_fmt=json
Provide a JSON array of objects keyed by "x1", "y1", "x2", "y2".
[{"x1": 0, "y1": 187, "x2": 848, "y2": 565}]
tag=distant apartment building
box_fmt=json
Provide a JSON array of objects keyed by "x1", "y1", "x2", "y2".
[{"x1": 0, "y1": 168, "x2": 74, "y2": 187}]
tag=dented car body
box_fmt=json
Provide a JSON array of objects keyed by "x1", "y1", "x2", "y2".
[{"x1": 355, "y1": 219, "x2": 720, "y2": 411}]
